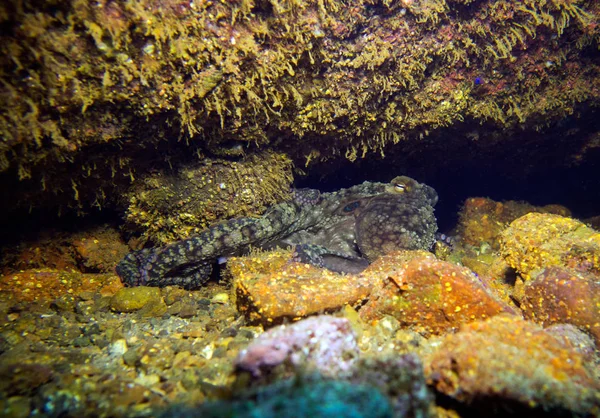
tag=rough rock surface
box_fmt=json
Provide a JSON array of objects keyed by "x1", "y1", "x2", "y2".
[
  {"x1": 456, "y1": 197, "x2": 571, "y2": 250},
  {"x1": 0, "y1": 269, "x2": 122, "y2": 303},
  {"x1": 425, "y1": 315, "x2": 600, "y2": 416},
  {"x1": 235, "y1": 315, "x2": 359, "y2": 378},
  {"x1": 230, "y1": 250, "x2": 373, "y2": 325},
  {"x1": 359, "y1": 254, "x2": 515, "y2": 334},
  {"x1": 1, "y1": 0, "x2": 598, "y2": 216},
  {"x1": 500, "y1": 212, "x2": 600, "y2": 279},
  {"x1": 521, "y1": 266, "x2": 600, "y2": 345}
]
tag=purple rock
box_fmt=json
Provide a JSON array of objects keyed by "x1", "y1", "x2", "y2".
[{"x1": 235, "y1": 315, "x2": 359, "y2": 378}]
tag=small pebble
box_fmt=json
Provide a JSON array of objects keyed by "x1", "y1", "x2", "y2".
[
  {"x1": 109, "y1": 339, "x2": 128, "y2": 356},
  {"x1": 211, "y1": 293, "x2": 229, "y2": 304}
]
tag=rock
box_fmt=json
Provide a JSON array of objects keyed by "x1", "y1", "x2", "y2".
[
  {"x1": 456, "y1": 197, "x2": 571, "y2": 249},
  {"x1": 521, "y1": 266, "x2": 600, "y2": 344},
  {"x1": 0, "y1": 396, "x2": 32, "y2": 418},
  {"x1": 425, "y1": 315, "x2": 600, "y2": 416},
  {"x1": 162, "y1": 286, "x2": 188, "y2": 306},
  {"x1": 136, "y1": 299, "x2": 168, "y2": 318},
  {"x1": 359, "y1": 254, "x2": 515, "y2": 335},
  {"x1": 0, "y1": 363, "x2": 53, "y2": 396},
  {"x1": 163, "y1": 377, "x2": 393, "y2": 418},
  {"x1": 459, "y1": 253, "x2": 517, "y2": 306},
  {"x1": 123, "y1": 348, "x2": 141, "y2": 367},
  {"x1": 0, "y1": 233, "x2": 79, "y2": 274},
  {"x1": 70, "y1": 226, "x2": 130, "y2": 273},
  {"x1": 544, "y1": 323, "x2": 599, "y2": 363},
  {"x1": 1, "y1": 226, "x2": 128, "y2": 275},
  {"x1": 177, "y1": 303, "x2": 197, "y2": 319},
  {"x1": 136, "y1": 341, "x2": 175, "y2": 372},
  {"x1": 499, "y1": 213, "x2": 600, "y2": 280},
  {"x1": 110, "y1": 287, "x2": 163, "y2": 313},
  {"x1": 230, "y1": 250, "x2": 373, "y2": 325},
  {"x1": 235, "y1": 315, "x2": 359, "y2": 378},
  {"x1": 350, "y1": 354, "x2": 434, "y2": 418},
  {"x1": 584, "y1": 214, "x2": 600, "y2": 230},
  {"x1": 124, "y1": 151, "x2": 294, "y2": 245},
  {"x1": 51, "y1": 294, "x2": 77, "y2": 313},
  {"x1": 108, "y1": 339, "x2": 128, "y2": 357},
  {"x1": 210, "y1": 293, "x2": 229, "y2": 304},
  {"x1": 0, "y1": 270, "x2": 123, "y2": 303}
]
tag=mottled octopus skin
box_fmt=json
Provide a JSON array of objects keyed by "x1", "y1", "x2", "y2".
[{"x1": 116, "y1": 176, "x2": 439, "y2": 289}]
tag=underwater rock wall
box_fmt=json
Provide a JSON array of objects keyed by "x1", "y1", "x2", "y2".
[{"x1": 0, "y1": 0, "x2": 599, "y2": 215}]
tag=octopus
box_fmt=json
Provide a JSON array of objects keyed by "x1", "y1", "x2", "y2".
[{"x1": 116, "y1": 176, "x2": 439, "y2": 289}]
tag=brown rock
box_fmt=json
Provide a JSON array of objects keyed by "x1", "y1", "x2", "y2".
[
  {"x1": 544, "y1": 323, "x2": 599, "y2": 363},
  {"x1": 1, "y1": 225, "x2": 128, "y2": 275},
  {"x1": 162, "y1": 286, "x2": 188, "y2": 306},
  {"x1": 521, "y1": 266, "x2": 600, "y2": 345},
  {"x1": 359, "y1": 254, "x2": 515, "y2": 335},
  {"x1": 425, "y1": 315, "x2": 600, "y2": 415},
  {"x1": 0, "y1": 363, "x2": 53, "y2": 396}
]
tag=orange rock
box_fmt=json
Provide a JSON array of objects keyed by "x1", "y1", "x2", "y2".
[
  {"x1": 1, "y1": 225, "x2": 128, "y2": 275},
  {"x1": 521, "y1": 266, "x2": 600, "y2": 345},
  {"x1": 229, "y1": 250, "x2": 373, "y2": 325},
  {"x1": 1, "y1": 241, "x2": 78, "y2": 274},
  {"x1": 425, "y1": 315, "x2": 600, "y2": 415},
  {"x1": 359, "y1": 254, "x2": 515, "y2": 335},
  {"x1": 0, "y1": 269, "x2": 123, "y2": 302}
]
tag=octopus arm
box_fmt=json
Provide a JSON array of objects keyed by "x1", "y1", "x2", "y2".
[
  {"x1": 292, "y1": 243, "x2": 370, "y2": 274},
  {"x1": 117, "y1": 201, "x2": 302, "y2": 289}
]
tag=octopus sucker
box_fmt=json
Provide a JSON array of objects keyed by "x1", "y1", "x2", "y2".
[{"x1": 116, "y1": 176, "x2": 439, "y2": 289}]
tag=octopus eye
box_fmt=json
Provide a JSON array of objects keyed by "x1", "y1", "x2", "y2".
[{"x1": 394, "y1": 182, "x2": 409, "y2": 193}]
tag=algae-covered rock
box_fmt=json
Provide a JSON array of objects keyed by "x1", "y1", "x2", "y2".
[
  {"x1": 69, "y1": 226, "x2": 130, "y2": 272},
  {"x1": 359, "y1": 254, "x2": 515, "y2": 335},
  {"x1": 0, "y1": 269, "x2": 122, "y2": 303},
  {"x1": 110, "y1": 286, "x2": 163, "y2": 313},
  {"x1": 124, "y1": 151, "x2": 294, "y2": 245},
  {"x1": 230, "y1": 250, "x2": 373, "y2": 325},
  {"x1": 0, "y1": 363, "x2": 53, "y2": 396},
  {"x1": 1, "y1": 225, "x2": 129, "y2": 274},
  {"x1": 456, "y1": 197, "x2": 571, "y2": 250},
  {"x1": 544, "y1": 323, "x2": 599, "y2": 363},
  {"x1": 521, "y1": 266, "x2": 600, "y2": 344},
  {"x1": 1, "y1": 0, "x2": 599, "y2": 215},
  {"x1": 425, "y1": 315, "x2": 600, "y2": 416},
  {"x1": 499, "y1": 212, "x2": 600, "y2": 279}
]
